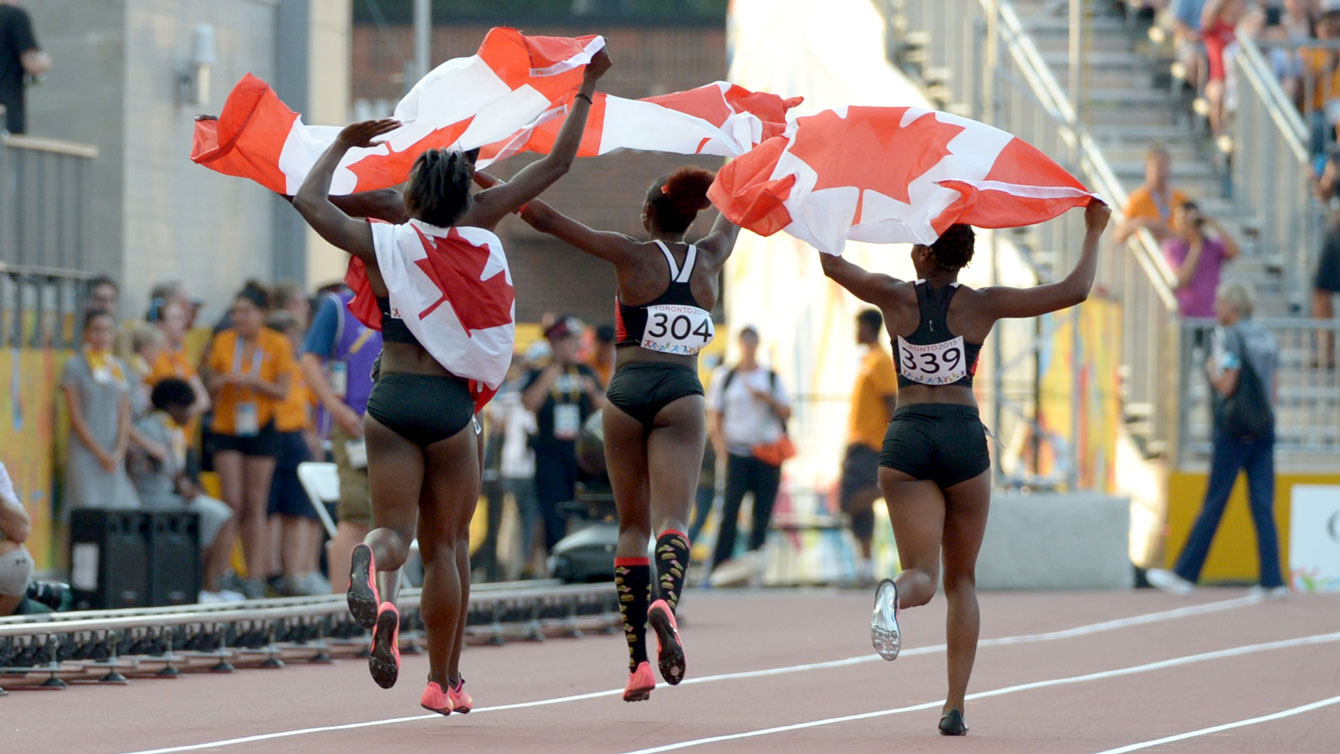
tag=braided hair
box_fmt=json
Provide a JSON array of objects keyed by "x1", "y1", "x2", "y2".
[
  {"x1": 406, "y1": 149, "x2": 473, "y2": 227},
  {"x1": 645, "y1": 167, "x2": 714, "y2": 235}
]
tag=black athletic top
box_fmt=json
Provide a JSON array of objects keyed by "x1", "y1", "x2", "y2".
[
  {"x1": 614, "y1": 241, "x2": 715, "y2": 356},
  {"x1": 375, "y1": 296, "x2": 421, "y2": 346},
  {"x1": 894, "y1": 281, "x2": 982, "y2": 389}
]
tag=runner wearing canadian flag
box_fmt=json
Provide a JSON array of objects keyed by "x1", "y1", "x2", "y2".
[{"x1": 290, "y1": 41, "x2": 612, "y2": 715}]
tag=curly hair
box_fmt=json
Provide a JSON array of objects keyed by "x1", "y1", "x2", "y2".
[
  {"x1": 928, "y1": 224, "x2": 975, "y2": 271},
  {"x1": 645, "y1": 167, "x2": 715, "y2": 234}
]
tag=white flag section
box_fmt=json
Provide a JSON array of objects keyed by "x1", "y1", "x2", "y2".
[
  {"x1": 191, "y1": 28, "x2": 606, "y2": 195},
  {"x1": 364, "y1": 221, "x2": 516, "y2": 406}
]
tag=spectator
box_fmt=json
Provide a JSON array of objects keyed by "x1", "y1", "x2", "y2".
[
  {"x1": 1172, "y1": 0, "x2": 1210, "y2": 91},
  {"x1": 147, "y1": 300, "x2": 211, "y2": 419},
  {"x1": 706, "y1": 326, "x2": 792, "y2": 573},
  {"x1": 126, "y1": 379, "x2": 239, "y2": 603},
  {"x1": 122, "y1": 322, "x2": 164, "y2": 416},
  {"x1": 1114, "y1": 146, "x2": 1190, "y2": 245},
  {"x1": 272, "y1": 281, "x2": 312, "y2": 331},
  {"x1": 1314, "y1": 163, "x2": 1340, "y2": 368},
  {"x1": 86, "y1": 275, "x2": 119, "y2": 316},
  {"x1": 1163, "y1": 201, "x2": 1241, "y2": 323},
  {"x1": 300, "y1": 286, "x2": 381, "y2": 595},
  {"x1": 585, "y1": 324, "x2": 617, "y2": 387},
  {"x1": 1266, "y1": 0, "x2": 1316, "y2": 106},
  {"x1": 1148, "y1": 282, "x2": 1286, "y2": 597},
  {"x1": 0, "y1": 460, "x2": 35, "y2": 615},
  {"x1": 1202, "y1": 0, "x2": 1248, "y2": 137},
  {"x1": 265, "y1": 310, "x2": 324, "y2": 596},
  {"x1": 488, "y1": 349, "x2": 541, "y2": 579},
  {"x1": 839, "y1": 309, "x2": 898, "y2": 586},
  {"x1": 62, "y1": 309, "x2": 139, "y2": 511},
  {"x1": 1301, "y1": 9, "x2": 1340, "y2": 173},
  {"x1": 203, "y1": 283, "x2": 293, "y2": 598},
  {"x1": 521, "y1": 316, "x2": 605, "y2": 554},
  {"x1": 0, "y1": 1, "x2": 49, "y2": 135}
]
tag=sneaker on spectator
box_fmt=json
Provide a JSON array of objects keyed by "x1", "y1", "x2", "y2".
[
  {"x1": 238, "y1": 579, "x2": 267, "y2": 600},
  {"x1": 217, "y1": 588, "x2": 245, "y2": 602},
  {"x1": 1248, "y1": 585, "x2": 1289, "y2": 600},
  {"x1": 1146, "y1": 568, "x2": 1195, "y2": 596},
  {"x1": 199, "y1": 590, "x2": 225, "y2": 604}
]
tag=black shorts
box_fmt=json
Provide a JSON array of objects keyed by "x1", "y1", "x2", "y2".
[
  {"x1": 366, "y1": 372, "x2": 474, "y2": 447},
  {"x1": 878, "y1": 404, "x2": 990, "y2": 489},
  {"x1": 268, "y1": 431, "x2": 319, "y2": 519},
  {"x1": 839, "y1": 443, "x2": 881, "y2": 540},
  {"x1": 211, "y1": 421, "x2": 279, "y2": 457},
  {"x1": 605, "y1": 362, "x2": 704, "y2": 429},
  {"x1": 1316, "y1": 235, "x2": 1340, "y2": 293}
]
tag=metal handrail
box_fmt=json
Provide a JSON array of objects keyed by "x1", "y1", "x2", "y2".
[
  {"x1": 0, "y1": 133, "x2": 100, "y2": 159},
  {"x1": 1234, "y1": 32, "x2": 1308, "y2": 162}
]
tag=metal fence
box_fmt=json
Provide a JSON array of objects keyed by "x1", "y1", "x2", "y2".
[
  {"x1": 1, "y1": 133, "x2": 100, "y2": 349},
  {"x1": 1177, "y1": 317, "x2": 1340, "y2": 466},
  {"x1": 1230, "y1": 35, "x2": 1332, "y2": 314},
  {"x1": 882, "y1": 0, "x2": 1182, "y2": 468}
]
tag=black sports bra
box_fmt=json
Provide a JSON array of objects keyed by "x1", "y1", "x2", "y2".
[
  {"x1": 376, "y1": 297, "x2": 421, "y2": 347},
  {"x1": 613, "y1": 241, "x2": 715, "y2": 355},
  {"x1": 894, "y1": 281, "x2": 982, "y2": 389}
]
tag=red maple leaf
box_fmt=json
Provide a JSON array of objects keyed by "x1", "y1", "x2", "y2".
[
  {"x1": 412, "y1": 227, "x2": 514, "y2": 336},
  {"x1": 787, "y1": 107, "x2": 965, "y2": 219}
]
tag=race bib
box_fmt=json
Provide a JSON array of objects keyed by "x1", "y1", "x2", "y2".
[
  {"x1": 553, "y1": 403, "x2": 581, "y2": 441},
  {"x1": 641, "y1": 305, "x2": 714, "y2": 355},
  {"x1": 235, "y1": 402, "x2": 260, "y2": 437},
  {"x1": 330, "y1": 362, "x2": 348, "y2": 399},
  {"x1": 344, "y1": 438, "x2": 367, "y2": 470},
  {"x1": 897, "y1": 336, "x2": 968, "y2": 386}
]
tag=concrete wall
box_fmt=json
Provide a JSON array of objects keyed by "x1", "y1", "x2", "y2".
[
  {"x1": 26, "y1": 0, "x2": 348, "y2": 320},
  {"x1": 977, "y1": 493, "x2": 1134, "y2": 590}
]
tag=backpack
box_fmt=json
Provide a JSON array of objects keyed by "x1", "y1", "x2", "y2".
[{"x1": 1216, "y1": 328, "x2": 1273, "y2": 438}]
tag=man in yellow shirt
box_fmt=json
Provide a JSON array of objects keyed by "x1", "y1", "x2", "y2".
[
  {"x1": 1114, "y1": 145, "x2": 1189, "y2": 245},
  {"x1": 840, "y1": 309, "x2": 898, "y2": 585}
]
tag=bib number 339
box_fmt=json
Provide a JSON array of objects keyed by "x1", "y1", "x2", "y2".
[
  {"x1": 896, "y1": 336, "x2": 967, "y2": 386},
  {"x1": 642, "y1": 305, "x2": 714, "y2": 355}
]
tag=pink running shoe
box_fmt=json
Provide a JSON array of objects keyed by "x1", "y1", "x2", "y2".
[
  {"x1": 368, "y1": 602, "x2": 400, "y2": 689},
  {"x1": 647, "y1": 599, "x2": 686, "y2": 685},
  {"x1": 449, "y1": 678, "x2": 473, "y2": 713},
  {"x1": 347, "y1": 543, "x2": 379, "y2": 629},
  {"x1": 622, "y1": 661, "x2": 655, "y2": 702},
  {"x1": 420, "y1": 681, "x2": 452, "y2": 716}
]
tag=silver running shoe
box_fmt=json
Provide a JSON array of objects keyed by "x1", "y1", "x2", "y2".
[{"x1": 870, "y1": 578, "x2": 901, "y2": 661}]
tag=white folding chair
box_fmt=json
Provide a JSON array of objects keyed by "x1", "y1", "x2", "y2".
[{"x1": 296, "y1": 462, "x2": 341, "y2": 540}]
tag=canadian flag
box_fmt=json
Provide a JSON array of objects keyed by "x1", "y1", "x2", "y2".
[
  {"x1": 709, "y1": 105, "x2": 1098, "y2": 254},
  {"x1": 190, "y1": 28, "x2": 606, "y2": 195},
  {"x1": 346, "y1": 221, "x2": 515, "y2": 411}
]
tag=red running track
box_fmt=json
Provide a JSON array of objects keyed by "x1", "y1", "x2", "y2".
[{"x1": 5, "y1": 588, "x2": 1339, "y2": 754}]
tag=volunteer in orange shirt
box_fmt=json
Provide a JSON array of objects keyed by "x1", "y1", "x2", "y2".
[
  {"x1": 1113, "y1": 145, "x2": 1188, "y2": 245},
  {"x1": 840, "y1": 308, "x2": 899, "y2": 586},
  {"x1": 266, "y1": 309, "x2": 326, "y2": 596},
  {"x1": 147, "y1": 299, "x2": 211, "y2": 421},
  {"x1": 203, "y1": 282, "x2": 293, "y2": 599}
]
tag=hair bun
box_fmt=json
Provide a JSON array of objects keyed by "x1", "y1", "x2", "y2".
[{"x1": 663, "y1": 167, "x2": 714, "y2": 215}]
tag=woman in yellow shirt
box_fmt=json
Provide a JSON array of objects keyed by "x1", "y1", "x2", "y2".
[{"x1": 203, "y1": 283, "x2": 293, "y2": 598}]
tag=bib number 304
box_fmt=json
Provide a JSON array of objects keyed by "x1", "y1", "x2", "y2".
[
  {"x1": 642, "y1": 305, "x2": 714, "y2": 355},
  {"x1": 896, "y1": 336, "x2": 967, "y2": 386}
]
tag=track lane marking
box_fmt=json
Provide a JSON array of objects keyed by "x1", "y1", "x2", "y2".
[
  {"x1": 618, "y1": 631, "x2": 1340, "y2": 754},
  {"x1": 115, "y1": 595, "x2": 1259, "y2": 754},
  {"x1": 1091, "y1": 694, "x2": 1340, "y2": 754}
]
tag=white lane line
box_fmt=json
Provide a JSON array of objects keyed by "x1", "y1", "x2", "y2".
[
  {"x1": 617, "y1": 631, "x2": 1340, "y2": 754},
  {"x1": 1092, "y1": 693, "x2": 1340, "y2": 754},
  {"x1": 116, "y1": 595, "x2": 1256, "y2": 754}
]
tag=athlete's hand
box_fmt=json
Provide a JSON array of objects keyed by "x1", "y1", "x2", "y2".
[
  {"x1": 1084, "y1": 200, "x2": 1111, "y2": 234},
  {"x1": 583, "y1": 49, "x2": 613, "y2": 84},
  {"x1": 335, "y1": 118, "x2": 400, "y2": 150}
]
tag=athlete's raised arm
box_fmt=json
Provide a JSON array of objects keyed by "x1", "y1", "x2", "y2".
[
  {"x1": 292, "y1": 118, "x2": 401, "y2": 263},
  {"x1": 819, "y1": 252, "x2": 903, "y2": 307},
  {"x1": 976, "y1": 200, "x2": 1110, "y2": 320}
]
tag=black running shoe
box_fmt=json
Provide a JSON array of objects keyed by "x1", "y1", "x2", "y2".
[
  {"x1": 368, "y1": 603, "x2": 400, "y2": 689},
  {"x1": 648, "y1": 599, "x2": 686, "y2": 685},
  {"x1": 347, "y1": 543, "x2": 379, "y2": 629},
  {"x1": 939, "y1": 708, "x2": 968, "y2": 736}
]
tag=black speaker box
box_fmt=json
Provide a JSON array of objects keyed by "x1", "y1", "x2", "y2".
[
  {"x1": 147, "y1": 510, "x2": 201, "y2": 607},
  {"x1": 69, "y1": 510, "x2": 150, "y2": 610}
]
